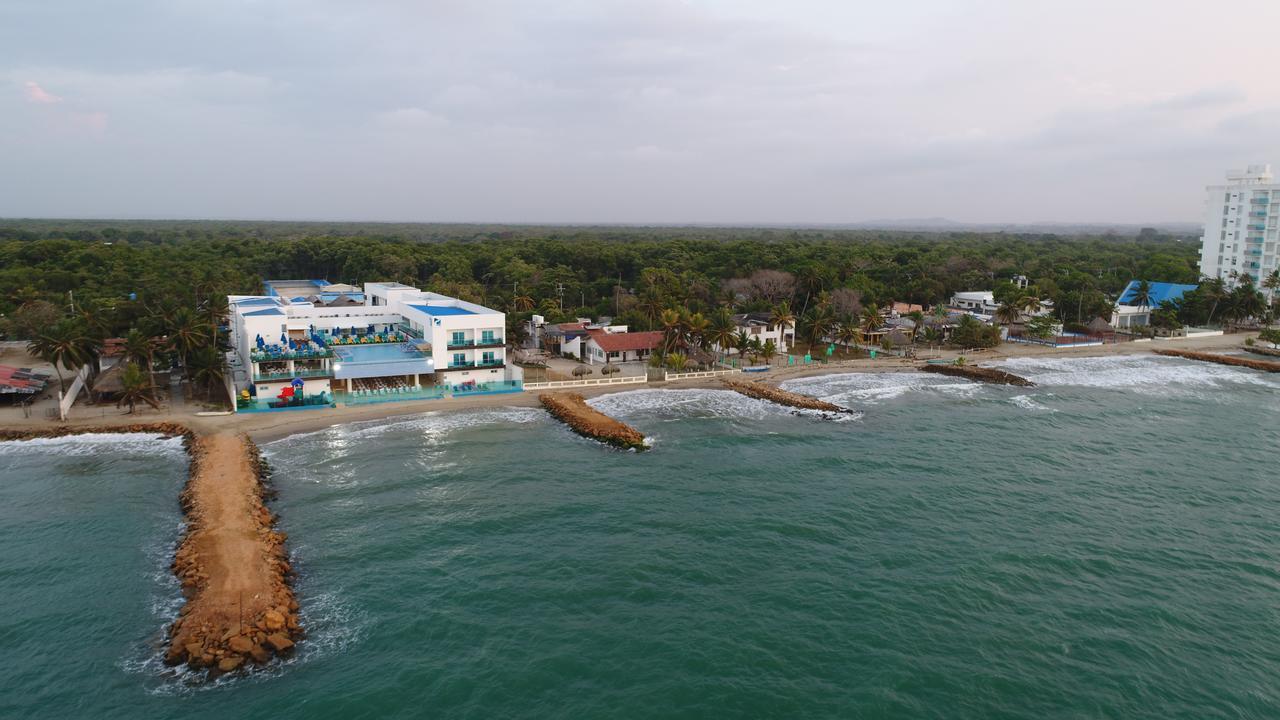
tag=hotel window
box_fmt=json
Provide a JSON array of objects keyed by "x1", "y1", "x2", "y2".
[
  {"x1": 451, "y1": 331, "x2": 465, "y2": 345},
  {"x1": 482, "y1": 351, "x2": 495, "y2": 364},
  {"x1": 481, "y1": 330, "x2": 495, "y2": 343},
  {"x1": 452, "y1": 352, "x2": 466, "y2": 366}
]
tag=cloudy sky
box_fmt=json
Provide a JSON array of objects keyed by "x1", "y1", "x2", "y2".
[{"x1": 3, "y1": 0, "x2": 1279, "y2": 224}]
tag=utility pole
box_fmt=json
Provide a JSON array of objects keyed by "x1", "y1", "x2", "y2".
[{"x1": 555, "y1": 283, "x2": 565, "y2": 312}]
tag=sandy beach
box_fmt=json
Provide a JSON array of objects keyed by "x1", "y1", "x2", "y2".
[{"x1": 0, "y1": 331, "x2": 1253, "y2": 443}]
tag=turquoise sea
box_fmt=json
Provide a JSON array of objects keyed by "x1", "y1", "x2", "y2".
[{"x1": 3, "y1": 354, "x2": 1280, "y2": 719}]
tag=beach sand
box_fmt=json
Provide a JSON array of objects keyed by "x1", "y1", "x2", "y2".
[{"x1": 0, "y1": 331, "x2": 1251, "y2": 443}]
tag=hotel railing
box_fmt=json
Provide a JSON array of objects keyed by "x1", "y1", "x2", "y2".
[
  {"x1": 447, "y1": 339, "x2": 476, "y2": 348},
  {"x1": 476, "y1": 359, "x2": 505, "y2": 368},
  {"x1": 252, "y1": 368, "x2": 332, "y2": 382},
  {"x1": 448, "y1": 337, "x2": 503, "y2": 349},
  {"x1": 1252, "y1": 197, "x2": 1270, "y2": 204},
  {"x1": 447, "y1": 361, "x2": 477, "y2": 369},
  {"x1": 250, "y1": 348, "x2": 334, "y2": 362},
  {"x1": 1251, "y1": 211, "x2": 1268, "y2": 217},
  {"x1": 1248, "y1": 224, "x2": 1266, "y2": 231}
]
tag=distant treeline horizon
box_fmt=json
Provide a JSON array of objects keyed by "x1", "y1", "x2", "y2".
[{"x1": 0, "y1": 218, "x2": 1203, "y2": 340}]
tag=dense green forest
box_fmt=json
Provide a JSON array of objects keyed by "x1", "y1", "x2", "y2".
[{"x1": 1, "y1": 220, "x2": 1207, "y2": 341}]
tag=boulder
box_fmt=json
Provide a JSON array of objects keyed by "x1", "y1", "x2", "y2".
[
  {"x1": 228, "y1": 635, "x2": 255, "y2": 654},
  {"x1": 263, "y1": 610, "x2": 285, "y2": 631},
  {"x1": 217, "y1": 656, "x2": 244, "y2": 672},
  {"x1": 265, "y1": 633, "x2": 294, "y2": 653},
  {"x1": 249, "y1": 644, "x2": 271, "y2": 664}
]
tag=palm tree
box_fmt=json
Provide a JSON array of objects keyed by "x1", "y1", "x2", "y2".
[
  {"x1": 166, "y1": 306, "x2": 208, "y2": 378},
  {"x1": 769, "y1": 301, "x2": 795, "y2": 351},
  {"x1": 511, "y1": 294, "x2": 535, "y2": 312},
  {"x1": 1202, "y1": 276, "x2": 1227, "y2": 326},
  {"x1": 1129, "y1": 281, "x2": 1153, "y2": 313},
  {"x1": 1263, "y1": 270, "x2": 1280, "y2": 317},
  {"x1": 27, "y1": 319, "x2": 98, "y2": 392},
  {"x1": 733, "y1": 329, "x2": 752, "y2": 361},
  {"x1": 187, "y1": 345, "x2": 227, "y2": 401},
  {"x1": 202, "y1": 294, "x2": 229, "y2": 342},
  {"x1": 835, "y1": 319, "x2": 860, "y2": 356},
  {"x1": 906, "y1": 310, "x2": 925, "y2": 339},
  {"x1": 122, "y1": 328, "x2": 158, "y2": 388},
  {"x1": 747, "y1": 338, "x2": 763, "y2": 364},
  {"x1": 684, "y1": 312, "x2": 710, "y2": 350},
  {"x1": 994, "y1": 303, "x2": 1021, "y2": 326},
  {"x1": 707, "y1": 308, "x2": 736, "y2": 362},
  {"x1": 860, "y1": 304, "x2": 882, "y2": 334},
  {"x1": 667, "y1": 352, "x2": 688, "y2": 372},
  {"x1": 760, "y1": 339, "x2": 777, "y2": 365},
  {"x1": 116, "y1": 363, "x2": 161, "y2": 414},
  {"x1": 658, "y1": 308, "x2": 682, "y2": 355}
]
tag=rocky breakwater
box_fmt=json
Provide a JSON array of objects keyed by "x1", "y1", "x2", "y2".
[
  {"x1": 920, "y1": 363, "x2": 1035, "y2": 386},
  {"x1": 722, "y1": 379, "x2": 852, "y2": 415},
  {"x1": 1154, "y1": 348, "x2": 1280, "y2": 373},
  {"x1": 165, "y1": 432, "x2": 302, "y2": 676},
  {"x1": 539, "y1": 392, "x2": 648, "y2": 450},
  {"x1": 0, "y1": 422, "x2": 194, "y2": 443}
]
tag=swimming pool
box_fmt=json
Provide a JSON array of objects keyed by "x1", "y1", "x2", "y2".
[{"x1": 334, "y1": 343, "x2": 426, "y2": 363}]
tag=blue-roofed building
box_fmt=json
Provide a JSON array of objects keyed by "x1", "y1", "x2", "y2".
[
  {"x1": 226, "y1": 281, "x2": 514, "y2": 412},
  {"x1": 1111, "y1": 280, "x2": 1198, "y2": 329}
]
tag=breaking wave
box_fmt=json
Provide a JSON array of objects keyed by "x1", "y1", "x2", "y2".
[
  {"x1": 587, "y1": 388, "x2": 861, "y2": 422},
  {"x1": 993, "y1": 354, "x2": 1280, "y2": 392},
  {"x1": 0, "y1": 433, "x2": 186, "y2": 457}
]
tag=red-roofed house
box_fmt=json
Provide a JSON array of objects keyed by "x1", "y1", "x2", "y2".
[{"x1": 583, "y1": 330, "x2": 663, "y2": 365}]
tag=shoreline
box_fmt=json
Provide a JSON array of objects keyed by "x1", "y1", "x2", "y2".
[{"x1": 0, "y1": 332, "x2": 1252, "y2": 445}]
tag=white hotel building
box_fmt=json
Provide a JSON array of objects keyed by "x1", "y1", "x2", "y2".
[
  {"x1": 1199, "y1": 164, "x2": 1279, "y2": 296},
  {"x1": 228, "y1": 281, "x2": 513, "y2": 411}
]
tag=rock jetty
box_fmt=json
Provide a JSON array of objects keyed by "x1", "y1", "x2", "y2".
[
  {"x1": 1154, "y1": 348, "x2": 1280, "y2": 373},
  {"x1": 539, "y1": 392, "x2": 647, "y2": 450},
  {"x1": 165, "y1": 432, "x2": 302, "y2": 675},
  {"x1": 721, "y1": 379, "x2": 851, "y2": 414},
  {"x1": 0, "y1": 424, "x2": 302, "y2": 678},
  {"x1": 920, "y1": 363, "x2": 1035, "y2": 386},
  {"x1": 1243, "y1": 344, "x2": 1280, "y2": 359}
]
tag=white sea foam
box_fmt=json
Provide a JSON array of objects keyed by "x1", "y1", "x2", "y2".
[
  {"x1": 993, "y1": 354, "x2": 1280, "y2": 392},
  {"x1": 587, "y1": 388, "x2": 860, "y2": 422},
  {"x1": 0, "y1": 432, "x2": 186, "y2": 457},
  {"x1": 781, "y1": 372, "x2": 977, "y2": 406},
  {"x1": 263, "y1": 406, "x2": 546, "y2": 450},
  {"x1": 1009, "y1": 394, "x2": 1056, "y2": 412}
]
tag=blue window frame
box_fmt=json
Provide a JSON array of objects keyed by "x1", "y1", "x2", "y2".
[
  {"x1": 451, "y1": 331, "x2": 465, "y2": 344},
  {"x1": 452, "y1": 353, "x2": 466, "y2": 366},
  {"x1": 482, "y1": 351, "x2": 495, "y2": 364},
  {"x1": 481, "y1": 330, "x2": 495, "y2": 343}
]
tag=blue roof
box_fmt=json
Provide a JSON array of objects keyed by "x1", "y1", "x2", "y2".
[
  {"x1": 1118, "y1": 280, "x2": 1197, "y2": 307},
  {"x1": 408, "y1": 304, "x2": 476, "y2": 316},
  {"x1": 244, "y1": 308, "x2": 286, "y2": 317},
  {"x1": 237, "y1": 297, "x2": 278, "y2": 306}
]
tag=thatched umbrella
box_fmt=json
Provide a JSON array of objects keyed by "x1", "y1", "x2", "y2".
[
  {"x1": 601, "y1": 364, "x2": 620, "y2": 376},
  {"x1": 572, "y1": 364, "x2": 593, "y2": 378}
]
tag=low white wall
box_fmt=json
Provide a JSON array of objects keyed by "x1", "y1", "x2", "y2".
[
  {"x1": 664, "y1": 369, "x2": 741, "y2": 381},
  {"x1": 524, "y1": 375, "x2": 647, "y2": 390}
]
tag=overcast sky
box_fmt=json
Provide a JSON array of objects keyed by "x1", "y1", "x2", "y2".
[{"x1": 3, "y1": 0, "x2": 1279, "y2": 225}]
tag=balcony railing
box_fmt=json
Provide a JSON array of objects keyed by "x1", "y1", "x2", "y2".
[
  {"x1": 253, "y1": 368, "x2": 332, "y2": 382},
  {"x1": 446, "y1": 361, "x2": 476, "y2": 369},
  {"x1": 1252, "y1": 197, "x2": 1270, "y2": 204},
  {"x1": 1248, "y1": 224, "x2": 1266, "y2": 231},
  {"x1": 250, "y1": 347, "x2": 333, "y2": 362},
  {"x1": 1251, "y1": 211, "x2": 1268, "y2": 217},
  {"x1": 447, "y1": 339, "x2": 475, "y2": 348},
  {"x1": 477, "y1": 359, "x2": 505, "y2": 368}
]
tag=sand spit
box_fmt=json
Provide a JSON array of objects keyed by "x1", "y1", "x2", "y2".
[
  {"x1": 721, "y1": 379, "x2": 852, "y2": 414},
  {"x1": 165, "y1": 432, "x2": 302, "y2": 675},
  {"x1": 0, "y1": 423, "x2": 302, "y2": 678},
  {"x1": 1153, "y1": 348, "x2": 1280, "y2": 373},
  {"x1": 539, "y1": 392, "x2": 647, "y2": 450},
  {"x1": 920, "y1": 364, "x2": 1035, "y2": 386}
]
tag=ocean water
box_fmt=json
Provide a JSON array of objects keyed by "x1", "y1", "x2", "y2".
[{"x1": 3, "y1": 355, "x2": 1280, "y2": 719}]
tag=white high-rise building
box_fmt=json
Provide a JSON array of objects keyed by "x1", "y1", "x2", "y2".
[{"x1": 1198, "y1": 164, "x2": 1278, "y2": 297}]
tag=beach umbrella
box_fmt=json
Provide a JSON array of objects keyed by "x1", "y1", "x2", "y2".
[{"x1": 292, "y1": 377, "x2": 304, "y2": 388}]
